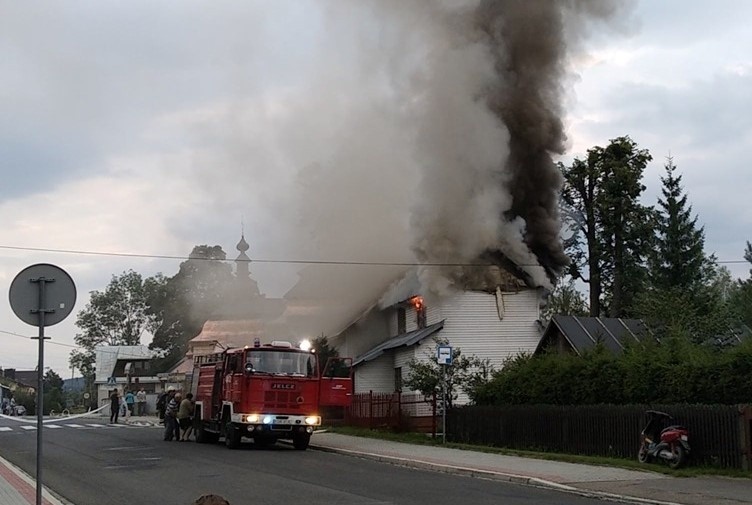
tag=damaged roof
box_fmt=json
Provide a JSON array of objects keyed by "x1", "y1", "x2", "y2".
[{"x1": 353, "y1": 320, "x2": 445, "y2": 366}]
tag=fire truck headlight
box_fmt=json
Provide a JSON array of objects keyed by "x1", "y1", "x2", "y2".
[
  {"x1": 263, "y1": 416, "x2": 273, "y2": 424},
  {"x1": 246, "y1": 414, "x2": 260, "y2": 423},
  {"x1": 305, "y1": 416, "x2": 320, "y2": 426}
]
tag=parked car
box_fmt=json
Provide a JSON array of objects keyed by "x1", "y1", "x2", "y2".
[{"x1": 15, "y1": 405, "x2": 26, "y2": 416}]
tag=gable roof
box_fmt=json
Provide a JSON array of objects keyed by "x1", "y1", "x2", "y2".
[
  {"x1": 353, "y1": 320, "x2": 445, "y2": 366},
  {"x1": 536, "y1": 315, "x2": 650, "y2": 355}
]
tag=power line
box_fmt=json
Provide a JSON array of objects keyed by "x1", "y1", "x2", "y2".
[
  {"x1": 0, "y1": 329, "x2": 139, "y2": 357},
  {"x1": 0, "y1": 243, "x2": 747, "y2": 266}
]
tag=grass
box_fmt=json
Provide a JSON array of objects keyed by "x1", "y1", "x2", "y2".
[{"x1": 326, "y1": 426, "x2": 752, "y2": 479}]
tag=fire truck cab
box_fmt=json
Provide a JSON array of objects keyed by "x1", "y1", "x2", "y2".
[{"x1": 191, "y1": 340, "x2": 352, "y2": 450}]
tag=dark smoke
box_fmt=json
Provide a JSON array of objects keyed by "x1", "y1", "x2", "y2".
[
  {"x1": 409, "y1": 0, "x2": 624, "y2": 293},
  {"x1": 476, "y1": 0, "x2": 621, "y2": 282}
]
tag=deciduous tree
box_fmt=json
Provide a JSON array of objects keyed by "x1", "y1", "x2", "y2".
[
  {"x1": 71, "y1": 271, "x2": 164, "y2": 384},
  {"x1": 148, "y1": 245, "x2": 233, "y2": 370},
  {"x1": 541, "y1": 278, "x2": 589, "y2": 324},
  {"x1": 311, "y1": 335, "x2": 339, "y2": 375},
  {"x1": 561, "y1": 136, "x2": 653, "y2": 317},
  {"x1": 404, "y1": 338, "x2": 491, "y2": 408}
]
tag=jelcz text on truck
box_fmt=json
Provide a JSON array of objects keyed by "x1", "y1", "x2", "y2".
[{"x1": 191, "y1": 340, "x2": 352, "y2": 450}]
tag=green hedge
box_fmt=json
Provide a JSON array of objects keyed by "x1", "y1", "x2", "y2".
[{"x1": 472, "y1": 338, "x2": 752, "y2": 405}]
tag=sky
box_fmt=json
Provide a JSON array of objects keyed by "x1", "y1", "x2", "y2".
[{"x1": 1, "y1": 0, "x2": 751, "y2": 375}]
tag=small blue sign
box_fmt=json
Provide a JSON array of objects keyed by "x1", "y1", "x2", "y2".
[{"x1": 437, "y1": 345, "x2": 452, "y2": 365}]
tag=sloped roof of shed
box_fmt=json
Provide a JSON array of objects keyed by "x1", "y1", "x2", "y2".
[
  {"x1": 536, "y1": 315, "x2": 649, "y2": 355},
  {"x1": 353, "y1": 320, "x2": 445, "y2": 366}
]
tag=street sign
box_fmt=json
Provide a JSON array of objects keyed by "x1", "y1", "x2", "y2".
[
  {"x1": 83, "y1": 393, "x2": 90, "y2": 400},
  {"x1": 9, "y1": 263, "x2": 76, "y2": 327},
  {"x1": 437, "y1": 345, "x2": 452, "y2": 365},
  {"x1": 8, "y1": 263, "x2": 76, "y2": 505}
]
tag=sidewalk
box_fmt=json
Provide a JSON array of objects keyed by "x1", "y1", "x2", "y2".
[
  {"x1": 309, "y1": 432, "x2": 752, "y2": 505},
  {"x1": 0, "y1": 455, "x2": 67, "y2": 505}
]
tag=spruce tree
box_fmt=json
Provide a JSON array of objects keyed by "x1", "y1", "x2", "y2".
[{"x1": 651, "y1": 157, "x2": 706, "y2": 292}]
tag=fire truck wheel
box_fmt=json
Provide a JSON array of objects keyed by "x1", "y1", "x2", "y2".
[
  {"x1": 196, "y1": 424, "x2": 217, "y2": 444},
  {"x1": 225, "y1": 423, "x2": 242, "y2": 450},
  {"x1": 292, "y1": 433, "x2": 310, "y2": 451}
]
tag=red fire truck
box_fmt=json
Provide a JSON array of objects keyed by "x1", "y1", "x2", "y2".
[{"x1": 190, "y1": 340, "x2": 352, "y2": 450}]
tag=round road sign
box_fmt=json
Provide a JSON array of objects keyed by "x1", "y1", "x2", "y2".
[{"x1": 9, "y1": 263, "x2": 76, "y2": 327}]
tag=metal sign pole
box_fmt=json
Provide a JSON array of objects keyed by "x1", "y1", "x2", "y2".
[
  {"x1": 436, "y1": 345, "x2": 451, "y2": 445},
  {"x1": 30, "y1": 276, "x2": 53, "y2": 505},
  {"x1": 442, "y1": 365, "x2": 446, "y2": 444}
]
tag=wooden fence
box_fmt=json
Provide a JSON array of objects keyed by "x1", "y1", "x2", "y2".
[
  {"x1": 344, "y1": 392, "x2": 437, "y2": 434},
  {"x1": 448, "y1": 404, "x2": 752, "y2": 469}
]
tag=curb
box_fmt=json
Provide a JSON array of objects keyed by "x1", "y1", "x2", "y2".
[
  {"x1": 0, "y1": 454, "x2": 74, "y2": 505},
  {"x1": 309, "y1": 444, "x2": 685, "y2": 505}
]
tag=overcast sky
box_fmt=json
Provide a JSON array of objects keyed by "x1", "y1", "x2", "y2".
[{"x1": 1, "y1": 0, "x2": 750, "y2": 374}]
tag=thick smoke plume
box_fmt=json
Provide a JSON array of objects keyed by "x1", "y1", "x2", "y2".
[
  {"x1": 410, "y1": 0, "x2": 623, "y2": 294},
  {"x1": 187, "y1": 1, "x2": 626, "y2": 335}
]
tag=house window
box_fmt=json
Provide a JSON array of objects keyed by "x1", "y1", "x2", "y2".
[
  {"x1": 397, "y1": 308, "x2": 406, "y2": 334},
  {"x1": 394, "y1": 367, "x2": 402, "y2": 392}
]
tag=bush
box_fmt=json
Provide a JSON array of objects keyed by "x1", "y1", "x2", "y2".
[{"x1": 473, "y1": 338, "x2": 752, "y2": 405}]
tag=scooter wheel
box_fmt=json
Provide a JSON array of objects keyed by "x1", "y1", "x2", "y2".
[
  {"x1": 637, "y1": 443, "x2": 649, "y2": 463},
  {"x1": 668, "y1": 444, "x2": 686, "y2": 469}
]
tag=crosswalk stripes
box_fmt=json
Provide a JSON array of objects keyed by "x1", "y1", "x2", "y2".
[{"x1": 0, "y1": 421, "x2": 156, "y2": 433}]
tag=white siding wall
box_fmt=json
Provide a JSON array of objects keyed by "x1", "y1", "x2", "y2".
[
  {"x1": 346, "y1": 288, "x2": 543, "y2": 402},
  {"x1": 439, "y1": 289, "x2": 540, "y2": 364},
  {"x1": 354, "y1": 354, "x2": 394, "y2": 394}
]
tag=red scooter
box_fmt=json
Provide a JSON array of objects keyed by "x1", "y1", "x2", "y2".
[{"x1": 638, "y1": 410, "x2": 690, "y2": 469}]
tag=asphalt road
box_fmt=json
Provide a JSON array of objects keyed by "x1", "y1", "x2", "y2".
[{"x1": 0, "y1": 418, "x2": 608, "y2": 505}]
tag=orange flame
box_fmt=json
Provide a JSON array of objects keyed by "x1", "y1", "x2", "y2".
[{"x1": 410, "y1": 296, "x2": 424, "y2": 310}]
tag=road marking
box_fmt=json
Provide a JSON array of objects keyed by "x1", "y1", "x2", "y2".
[
  {"x1": 85, "y1": 424, "x2": 104, "y2": 428},
  {"x1": 0, "y1": 427, "x2": 12, "y2": 432},
  {"x1": 66, "y1": 424, "x2": 86, "y2": 428},
  {"x1": 46, "y1": 425, "x2": 62, "y2": 429},
  {"x1": 20, "y1": 426, "x2": 36, "y2": 430},
  {"x1": 103, "y1": 446, "x2": 152, "y2": 452}
]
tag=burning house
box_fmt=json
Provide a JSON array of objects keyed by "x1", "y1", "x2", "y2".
[
  {"x1": 329, "y1": 267, "x2": 545, "y2": 403},
  {"x1": 283, "y1": 1, "x2": 625, "y2": 402}
]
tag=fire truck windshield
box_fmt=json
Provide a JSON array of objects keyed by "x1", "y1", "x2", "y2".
[{"x1": 246, "y1": 350, "x2": 316, "y2": 376}]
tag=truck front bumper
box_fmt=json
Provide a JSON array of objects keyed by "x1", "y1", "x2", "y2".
[{"x1": 231, "y1": 413, "x2": 321, "y2": 431}]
